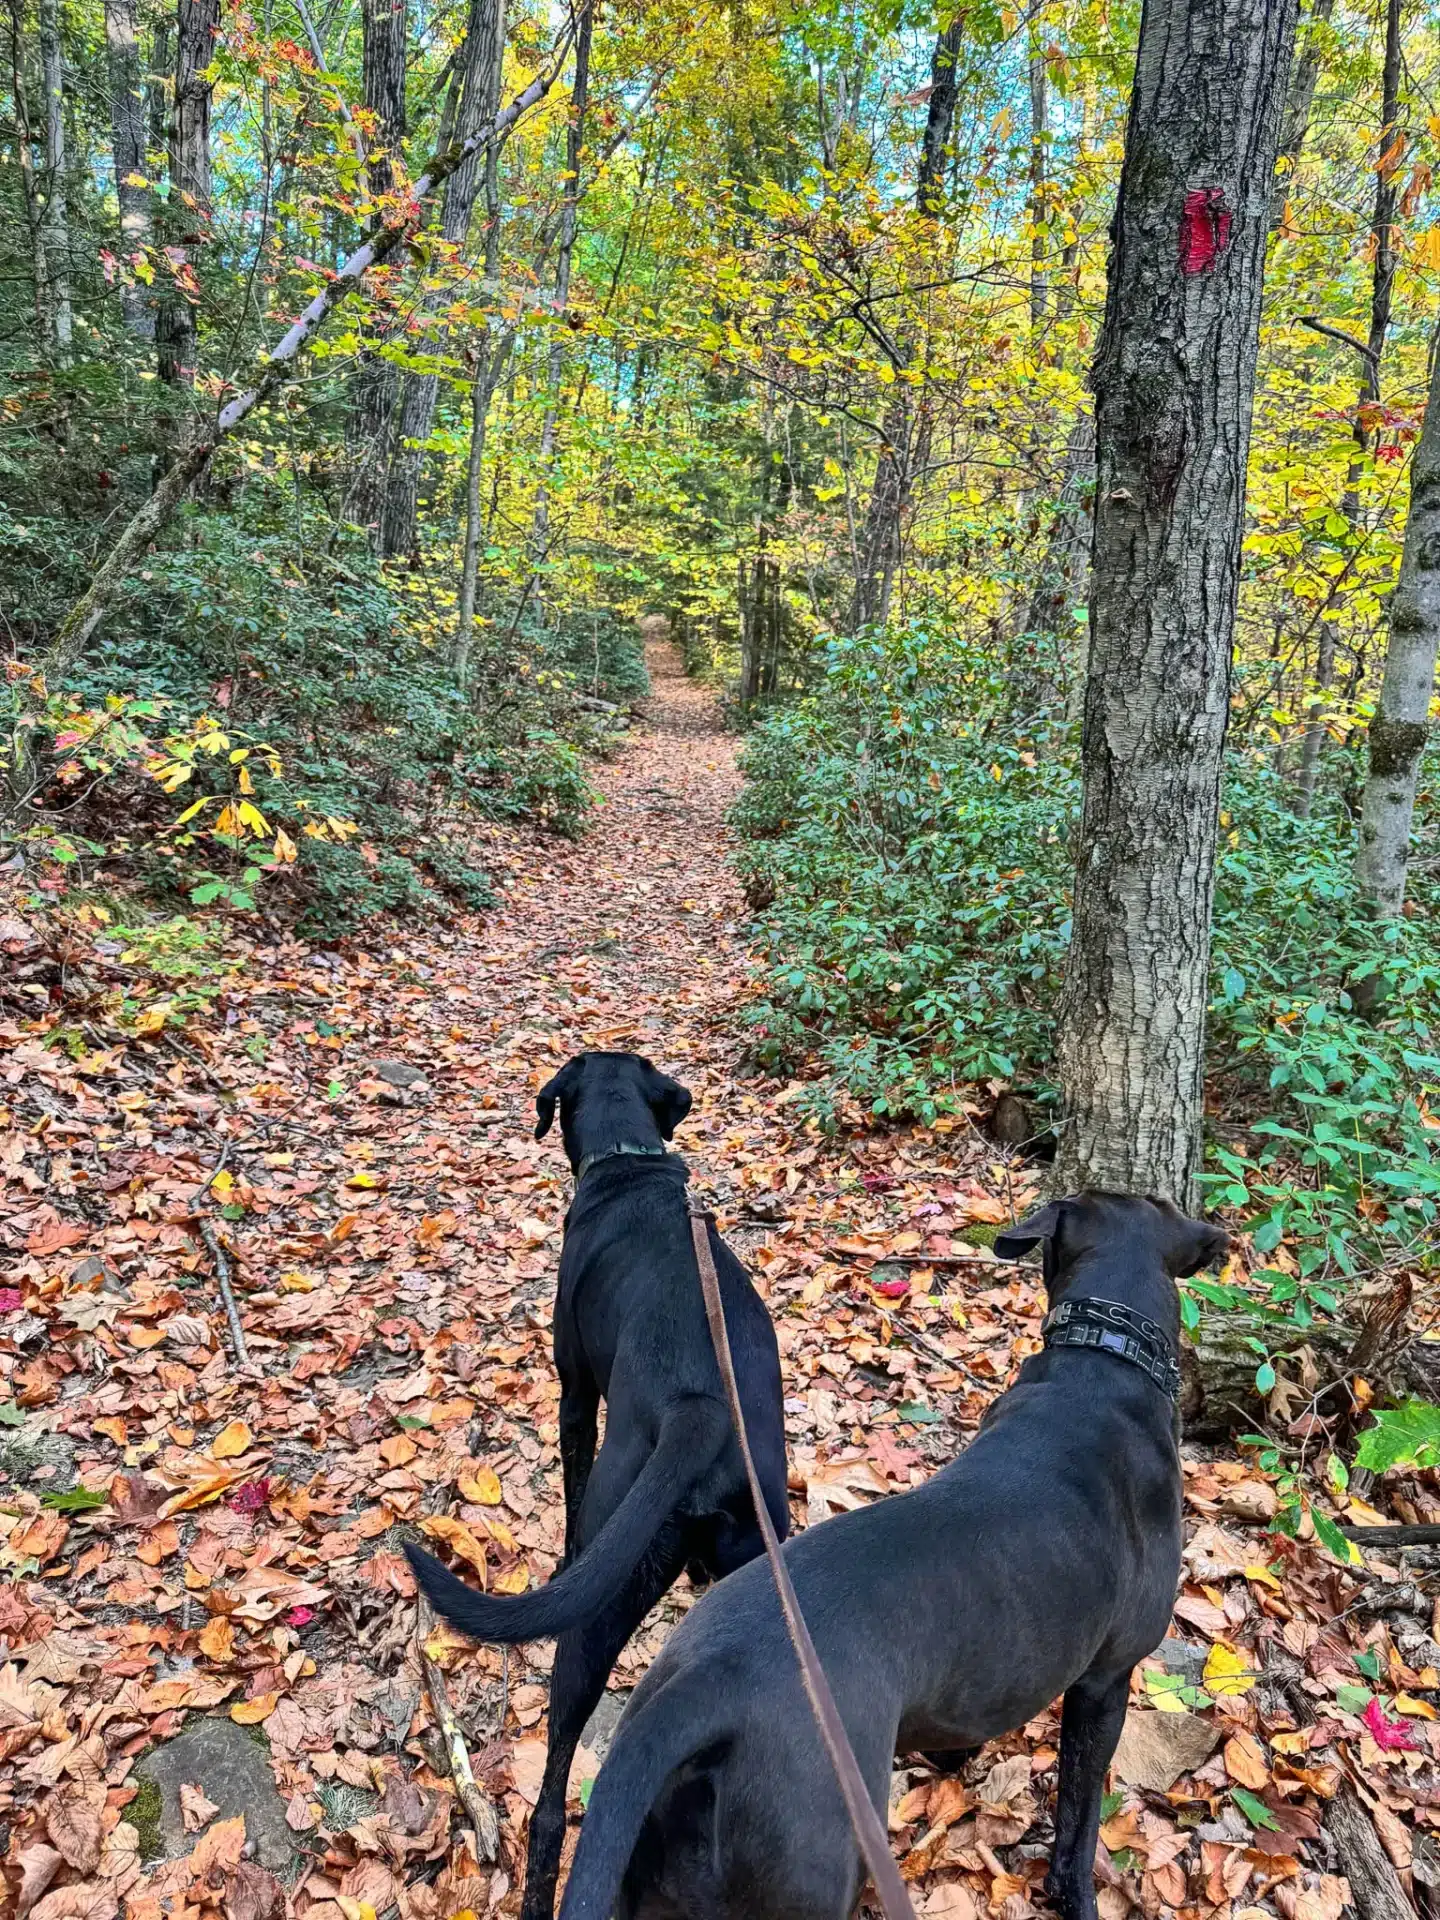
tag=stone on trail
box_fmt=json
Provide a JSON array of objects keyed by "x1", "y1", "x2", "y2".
[
  {"x1": 1110, "y1": 1708, "x2": 1219, "y2": 1792},
  {"x1": 134, "y1": 1717, "x2": 296, "y2": 1872}
]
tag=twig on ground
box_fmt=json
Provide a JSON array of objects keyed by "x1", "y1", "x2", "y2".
[
  {"x1": 198, "y1": 1217, "x2": 251, "y2": 1367},
  {"x1": 415, "y1": 1592, "x2": 500, "y2": 1862},
  {"x1": 1340, "y1": 1524, "x2": 1440, "y2": 1546}
]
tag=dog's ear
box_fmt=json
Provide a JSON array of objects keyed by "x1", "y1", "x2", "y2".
[
  {"x1": 535, "y1": 1059, "x2": 581, "y2": 1140},
  {"x1": 1164, "y1": 1216, "x2": 1231, "y2": 1278},
  {"x1": 994, "y1": 1201, "x2": 1065, "y2": 1261},
  {"x1": 645, "y1": 1069, "x2": 692, "y2": 1141}
]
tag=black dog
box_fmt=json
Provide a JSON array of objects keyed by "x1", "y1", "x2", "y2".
[
  {"x1": 405, "y1": 1051, "x2": 788, "y2": 1920},
  {"x1": 558, "y1": 1191, "x2": 1229, "y2": 1920}
]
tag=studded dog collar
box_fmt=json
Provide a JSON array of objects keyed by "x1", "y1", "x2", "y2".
[
  {"x1": 575, "y1": 1141, "x2": 669, "y2": 1182},
  {"x1": 1042, "y1": 1295, "x2": 1182, "y2": 1402}
]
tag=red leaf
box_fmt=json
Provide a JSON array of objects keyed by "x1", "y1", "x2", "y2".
[{"x1": 1363, "y1": 1697, "x2": 1422, "y2": 1751}]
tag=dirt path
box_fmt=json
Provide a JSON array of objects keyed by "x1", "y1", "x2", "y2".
[{"x1": 1, "y1": 644, "x2": 1363, "y2": 1920}]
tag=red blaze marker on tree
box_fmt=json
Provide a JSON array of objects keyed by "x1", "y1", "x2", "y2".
[{"x1": 1179, "y1": 188, "x2": 1232, "y2": 274}]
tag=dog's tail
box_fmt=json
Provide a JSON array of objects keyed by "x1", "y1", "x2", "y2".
[
  {"x1": 558, "y1": 1670, "x2": 733, "y2": 1920},
  {"x1": 404, "y1": 1395, "x2": 730, "y2": 1645}
]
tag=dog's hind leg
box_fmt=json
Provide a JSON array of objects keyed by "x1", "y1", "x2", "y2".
[
  {"x1": 558, "y1": 1372, "x2": 600, "y2": 1565},
  {"x1": 1046, "y1": 1670, "x2": 1130, "y2": 1920},
  {"x1": 521, "y1": 1531, "x2": 689, "y2": 1920}
]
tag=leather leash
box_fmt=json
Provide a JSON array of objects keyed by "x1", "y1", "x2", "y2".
[{"x1": 687, "y1": 1196, "x2": 918, "y2": 1920}]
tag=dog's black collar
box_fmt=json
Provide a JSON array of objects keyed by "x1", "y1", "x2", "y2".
[
  {"x1": 575, "y1": 1141, "x2": 668, "y2": 1182},
  {"x1": 1042, "y1": 1295, "x2": 1181, "y2": 1402}
]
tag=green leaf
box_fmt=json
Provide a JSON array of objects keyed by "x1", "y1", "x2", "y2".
[
  {"x1": 0, "y1": 1403, "x2": 26, "y2": 1428},
  {"x1": 1100, "y1": 1790, "x2": 1124, "y2": 1822},
  {"x1": 1335, "y1": 1683, "x2": 1375, "y2": 1715},
  {"x1": 1231, "y1": 1788, "x2": 1281, "y2": 1832},
  {"x1": 1354, "y1": 1648, "x2": 1384, "y2": 1683},
  {"x1": 1311, "y1": 1508, "x2": 1363, "y2": 1567},
  {"x1": 1356, "y1": 1401, "x2": 1440, "y2": 1475},
  {"x1": 895, "y1": 1401, "x2": 942, "y2": 1425},
  {"x1": 1255, "y1": 1359, "x2": 1277, "y2": 1393},
  {"x1": 395, "y1": 1413, "x2": 430, "y2": 1430},
  {"x1": 40, "y1": 1485, "x2": 109, "y2": 1513}
]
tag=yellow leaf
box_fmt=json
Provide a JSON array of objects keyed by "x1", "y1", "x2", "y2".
[
  {"x1": 273, "y1": 827, "x2": 298, "y2": 863},
  {"x1": 1243, "y1": 1563, "x2": 1282, "y2": 1592},
  {"x1": 491, "y1": 1566, "x2": 529, "y2": 1595},
  {"x1": 133, "y1": 1006, "x2": 168, "y2": 1035},
  {"x1": 237, "y1": 764, "x2": 254, "y2": 795},
  {"x1": 211, "y1": 1169, "x2": 234, "y2": 1197},
  {"x1": 230, "y1": 1692, "x2": 280, "y2": 1724},
  {"x1": 198, "y1": 1616, "x2": 235, "y2": 1662},
  {"x1": 210, "y1": 1419, "x2": 254, "y2": 1459},
  {"x1": 337, "y1": 1901, "x2": 377, "y2": 1920},
  {"x1": 174, "y1": 795, "x2": 211, "y2": 824},
  {"x1": 419, "y1": 1515, "x2": 488, "y2": 1579},
  {"x1": 1395, "y1": 1693, "x2": 1438, "y2": 1719},
  {"x1": 458, "y1": 1467, "x2": 502, "y2": 1505},
  {"x1": 345, "y1": 1171, "x2": 383, "y2": 1189},
  {"x1": 1204, "y1": 1641, "x2": 1258, "y2": 1697},
  {"x1": 159, "y1": 1471, "x2": 243, "y2": 1517},
  {"x1": 236, "y1": 800, "x2": 270, "y2": 837}
]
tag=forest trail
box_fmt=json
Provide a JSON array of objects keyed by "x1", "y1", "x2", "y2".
[{"x1": 0, "y1": 643, "x2": 1366, "y2": 1920}]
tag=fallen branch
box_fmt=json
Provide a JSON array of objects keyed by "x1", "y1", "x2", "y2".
[
  {"x1": 198, "y1": 1217, "x2": 251, "y2": 1367},
  {"x1": 415, "y1": 1592, "x2": 500, "y2": 1862},
  {"x1": 1328, "y1": 1784, "x2": 1417, "y2": 1920},
  {"x1": 45, "y1": 14, "x2": 581, "y2": 669},
  {"x1": 1340, "y1": 1524, "x2": 1440, "y2": 1547},
  {"x1": 828, "y1": 1248, "x2": 999, "y2": 1268}
]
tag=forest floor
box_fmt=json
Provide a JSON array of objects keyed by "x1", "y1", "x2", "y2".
[{"x1": 0, "y1": 643, "x2": 1430, "y2": 1920}]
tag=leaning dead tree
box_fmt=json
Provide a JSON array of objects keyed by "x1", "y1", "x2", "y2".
[{"x1": 44, "y1": 26, "x2": 577, "y2": 672}]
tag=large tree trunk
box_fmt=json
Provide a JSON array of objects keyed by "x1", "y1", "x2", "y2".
[
  {"x1": 1028, "y1": 27, "x2": 1047, "y2": 339},
  {"x1": 39, "y1": 0, "x2": 71, "y2": 358},
  {"x1": 346, "y1": 0, "x2": 409, "y2": 543},
  {"x1": 847, "y1": 16, "x2": 962, "y2": 630},
  {"x1": 1270, "y1": 0, "x2": 1335, "y2": 225},
  {"x1": 1295, "y1": 0, "x2": 1401, "y2": 815},
  {"x1": 8, "y1": 0, "x2": 51, "y2": 347},
  {"x1": 528, "y1": 0, "x2": 594, "y2": 572},
  {"x1": 1054, "y1": 0, "x2": 1298, "y2": 1207},
  {"x1": 1353, "y1": 338, "x2": 1440, "y2": 923},
  {"x1": 156, "y1": 0, "x2": 219, "y2": 437},
  {"x1": 381, "y1": 0, "x2": 506, "y2": 560},
  {"x1": 105, "y1": 0, "x2": 153, "y2": 337}
]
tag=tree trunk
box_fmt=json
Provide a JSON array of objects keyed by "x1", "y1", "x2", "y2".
[
  {"x1": 1354, "y1": 338, "x2": 1440, "y2": 922},
  {"x1": 346, "y1": 0, "x2": 409, "y2": 543},
  {"x1": 1054, "y1": 0, "x2": 1298, "y2": 1208},
  {"x1": 846, "y1": 16, "x2": 963, "y2": 630},
  {"x1": 528, "y1": 0, "x2": 594, "y2": 571},
  {"x1": 1295, "y1": 0, "x2": 1401, "y2": 815},
  {"x1": 382, "y1": 0, "x2": 506, "y2": 560},
  {"x1": 1028, "y1": 28, "x2": 1048, "y2": 339},
  {"x1": 105, "y1": 0, "x2": 152, "y2": 337},
  {"x1": 45, "y1": 53, "x2": 567, "y2": 668},
  {"x1": 8, "y1": 0, "x2": 51, "y2": 346},
  {"x1": 1270, "y1": 0, "x2": 1334, "y2": 225},
  {"x1": 39, "y1": 0, "x2": 71, "y2": 358},
  {"x1": 156, "y1": 0, "x2": 219, "y2": 436}
]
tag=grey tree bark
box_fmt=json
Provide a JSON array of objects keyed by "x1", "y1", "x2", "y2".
[
  {"x1": 1270, "y1": 0, "x2": 1334, "y2": 226},
  {"x1": 1054, "y1": 0, "x2": 1299, "y2": 1207},
  {"x1": 156, "y1": 0, "x2": 219, "y2": 435},
  {"x1": 527, "y1": 0, "x2": 593, "y2": 570},
  {"x1": 39, "y1": 0, "x2": 71, "y2": 357},
  {"x1": 1354, "y1": 338, "x2": 1440, "y2": 922},
  {"x1": 846, "y1": 15, "x2": 963, "y2": 630},
  {"x1": 454, "y1": 27, "x2": 514, "y2": 690},
  {"x1": 346, "y1": 0, "x2": 409, "y2": 542},
  {"x1": 105, "y1": 0, "x2": 153, "y2": 336},
  {"x1": 381, "y1": 0, "x2": 506, "y2": 560},
  {"x1": 1028, "y1": 27, "x2": 1047, "y2": 338},
  {"x1": 1295, "y1": 0, "x2": 1401, "y2": 814},
  {"x1": 8, "y1": 0, "x2": 51, "y2": 347}
]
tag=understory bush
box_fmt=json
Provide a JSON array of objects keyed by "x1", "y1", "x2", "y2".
[
  {"x1": 735, "y1": 626, "x2": 1440, "y2": 1284},
  {"x1": 4, "y1": 504, "x2": 645, "y2": 937}
]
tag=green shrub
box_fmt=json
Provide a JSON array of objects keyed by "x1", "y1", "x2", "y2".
[{"x1": 734, "y1": 624, "x2": 1440, "y2": 1286}]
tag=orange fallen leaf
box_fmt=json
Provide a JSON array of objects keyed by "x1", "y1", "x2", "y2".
[
  {"x1": 231, "y1": 1692, "x2": 280, "y2": 1724},
  {"x1": 1224, "y1": 1731, "x2": 1271, "y2": 1790},
  {"x1": 126, "y1": 1326, "x2": 167, "y2": 1349},
  {"x1": 198, "y1": 1616, "x2": 235, "y2": 1663},
  {"x1": 93, "y1": 1417, "x2": 127, "y2": 1445},
  {"x1": 491, "y1": 1565, "x2": 530, "y2": 1594},
  {"x1": 210, "y1": 1420, "x2": 253, "y2": 1459},
  {"x1": 458, "y1": 1467, "x2": 502, "y2": 1505},
  {"x1": 419, "y1": 1515, "x2": 488, "y2": 1580}
]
